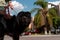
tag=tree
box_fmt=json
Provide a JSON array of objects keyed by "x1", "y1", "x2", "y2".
[
  {"x1": 30, "y1": 0, "x2": 58, "y2": 34},
  {"x1": 49, "y1": 7, "x2": 58, "y2": 28},
  {"x1": 31, "y1": 0, "x2": 48, "y2": 27}
]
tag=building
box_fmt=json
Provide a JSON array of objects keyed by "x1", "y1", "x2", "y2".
[
  {"x1": 0, "y1": 0, "x2": 6, "y2": 10},
  {"x1": 48, "y1": 3, "x2": 60, "y2": 16},
  {"x1": 58, "y1": 3, "x2": 60, "y2": 16}
]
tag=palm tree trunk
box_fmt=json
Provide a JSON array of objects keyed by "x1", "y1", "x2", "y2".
[{"x1": 41, "y1": 9, "x2": 48, "y2": 34}]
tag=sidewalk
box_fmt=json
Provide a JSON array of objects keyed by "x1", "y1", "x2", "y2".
[{"x1": 4, "y1": 35, "x2": 60, "y2": 40}]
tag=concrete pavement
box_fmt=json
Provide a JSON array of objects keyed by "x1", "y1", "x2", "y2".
[{"x1": 4, "y1": 35, "x2": 60, "y2": 40}]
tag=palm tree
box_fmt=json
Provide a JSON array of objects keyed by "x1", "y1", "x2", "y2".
[
  {"x1": 30, "y1": 0, "x2": 58, "y2": 34},
  {"x1": 31, "y1": 0, "x2": 48, "y2": 27}
]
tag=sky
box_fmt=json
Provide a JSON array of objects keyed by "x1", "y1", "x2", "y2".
[
  {"x1": 15, "y1": 0, "x2": 60, "y2": 11},
  {"x1": 15, "y1": 0, "x2": 37, "y2": 11},
  {"x1": 10, "y1": 0, "x2": 60, "y2": 16}
]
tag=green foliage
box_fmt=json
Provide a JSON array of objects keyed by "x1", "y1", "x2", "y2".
[
  {"x1": 53, "y1": 17, "x2": 60, "y2": 29},
  {"x1": 57, "y1": 17, "x2": 60, "y2": 26},
  {"x1": 34, "y1": 0, "x2": 48, "y2": 8},
  {"x1": 49, "y1": 7, "x2": 59, "y2": 29},
  {"x1": 34, "y1": 10, "x2": 53, "y2": 28},
  {"x1": 34, "y1": 10, "x2": 41, "y2": 28},
  {"x1": 49, "y1": 8, "x2": 58, "y2": 17}
]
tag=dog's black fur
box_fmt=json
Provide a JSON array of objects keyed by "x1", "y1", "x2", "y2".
[{"x1": 0, "y1": 11, "x2": 31, "y2": 40}]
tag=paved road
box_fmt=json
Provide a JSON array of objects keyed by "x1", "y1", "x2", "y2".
[{"x1": 4, "y1": 35, "x2": 60, "y2": 40}]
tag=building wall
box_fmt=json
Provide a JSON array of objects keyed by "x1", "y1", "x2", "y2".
[
  {"x1": 0, "y1": 0, "x2": 6, "y2": 6},
  {"x1": 58, "y1": 3, "x2": 60, "y2": 16}
]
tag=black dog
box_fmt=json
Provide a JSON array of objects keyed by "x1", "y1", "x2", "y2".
[{"x1": 0, "y1": 11, "x2": 31, "y2": 40}]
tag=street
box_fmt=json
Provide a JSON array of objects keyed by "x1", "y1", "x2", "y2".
[{"x1": 4, "y1": 35, "x2": 60, "y2": 40}]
